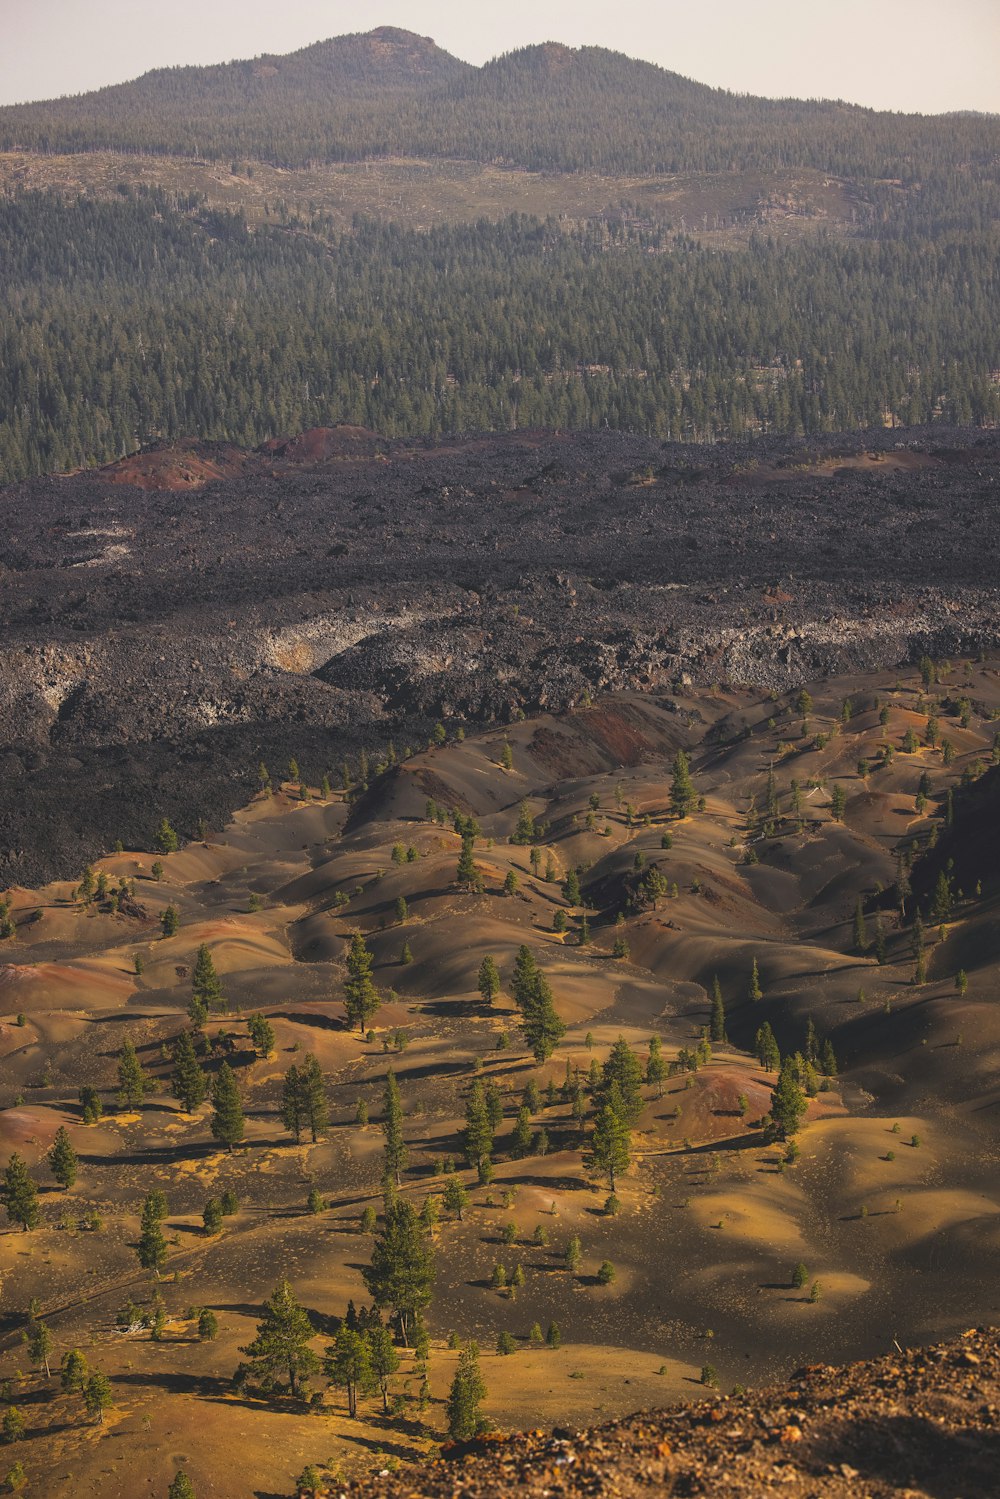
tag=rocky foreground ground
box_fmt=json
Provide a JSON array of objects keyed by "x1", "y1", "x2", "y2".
[{"x1": 357, "y1": 1328, "x2": 999, "y2": 1498}]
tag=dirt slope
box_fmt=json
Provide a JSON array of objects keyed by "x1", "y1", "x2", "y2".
[{"x1": 354, "y1": 1327, "x2": 1000, "y2": 1498}]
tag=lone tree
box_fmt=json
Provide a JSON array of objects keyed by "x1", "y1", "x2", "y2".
[
  {"x1": 597, "y1": 1038, "x2": 645, "y2": 1124},
  {"x1": 82, "y1": 1370, "x2": 114, "y2": 1424},
  {"x1": 190, "y1": 944, "x2": 225, "y2": 1022},
  {"x1": 462, "y1": 1080, "x2": 494, "y2": 1173},
  {"x1": 168, "y1": 1473, "x2": 197, "y2": 1499},
  {"x1": 362, "y1": 1198, "x2": 435, "y2": 1346},
  {"x1": 590, "y1": 1085, "x2": 632, "y2": 1191},
  {"x1": 456, "y1": 836, "x2": 481, "y2": 892},
  {"x1": 117, "y1": 1038, "x2": 147, "y2": 1110},
  {"x1": 210, "y1": 1064, "x2": 245, "y2": 1151},
  {"x1": 280, "y1": 1064, "x2": 305, "y2": 1142},
  {"x1": 511, "y1": 946, "x2": 566, "y2": 1063},
  {"x1": 240, "y1": 1281, "x2": 319, "y2": 1398},
  {"x1": 26, "y1": 1318, "x2": 53, "y2": 1378},
  {"x1": 382, "y1": 1069, "x2": 408, "y2": 1185},
  {"x1": 443, "y1": 1177, "x2": 468, "y2": 1221},
  {"x1": 748, "y1": 957, "x2": 763, "y2": 1004},
  {"x1": 324, "y1": 1325, "x2": 372, "y2": 1418},
  {"x1": 171, "y1": 1031, "x2": 207, "y2": 1114},
  {"x1": 709, "y1": 976, "x2": 727, "y2": 1043},
  {"x1": 770, "y1": 1056, "x2": 808, "y2": 1140},
  {"x1": 477, "y1": 955, "x2": 501, "y2": 1006},
  {"x1": 670, "y1": 749, "x2": 696, "y2": 819},
  {"x1": 49, "y1": 1126, "x2": 78, "y2": 1189},
  {"x1": 2, "y1": 1154, "x2": 39, "y2": 1232},
  {"x1": 138, "y1": 1191, "x2": 168, "y2": 1278},
  {"x1": 344, "y1": 932, "x2": 380, "y2": 1033},
  {"x1": 155, "y1": 819, "x2": 179, "y2": 854},
  {"x1": 446, "y1": 1341, "x2": 488, "y2": 1441}
]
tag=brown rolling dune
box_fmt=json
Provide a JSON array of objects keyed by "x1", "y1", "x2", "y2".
[{"x1": 0, "y1": 660, "x2": 999, "y2": 1495}]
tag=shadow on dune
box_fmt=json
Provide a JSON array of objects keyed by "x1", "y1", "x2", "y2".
[{"x1": 807, "y1": 1413, "x2": 1000, "y2": 1498}]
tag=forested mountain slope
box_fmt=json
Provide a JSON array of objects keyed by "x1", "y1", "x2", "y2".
[
  {"x1": 1, "y1": 29, "x2": 997, "y2": 177},
  {"x1": 1, "y1": 187, "x2": 998, "y2": 482},
  {"x1": 0, "y1": 28, "x2": 998, "y2": 481}
]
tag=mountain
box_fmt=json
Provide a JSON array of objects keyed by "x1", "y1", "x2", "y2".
[
  {"x1": 0, "y1": 28, "x2": 997, "y2": 482},
  {"x1": 0, "y1": 26, "x2": 471, "y2": 164},
  {"x1": 1, "y1": 28, "x2": 997, "y2": 176}
]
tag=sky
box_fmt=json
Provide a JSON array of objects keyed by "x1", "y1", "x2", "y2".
[{"x1": 1, "y1": 0, "x2": 998, "y2": 114}]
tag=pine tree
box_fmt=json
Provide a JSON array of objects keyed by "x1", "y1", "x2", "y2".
[
  {"x1": 513, "y1": 1105, "x2": 533, "y2": 1157},
  {"x1": 563, "y1": 869, "x2": 581, "y2": 905},
  {"x1": 670, "y1": 749, "x2": 696, "y2": 819},
  {"x1": 512, "y1": 802, "x2": 536, "y2": 845},
  {"x1": 362, "y1": 1198, "x2": 435, "y2": 1345},
  {"x1": 598, "y1": 1038, "x2": 644, "y2": 1123},
  {"x1": 484, "y1": 1080, "x2": 504, "y2": 1131},
  {"x1": 709, "y1": 975, "x2": 727, "y2": 1042},
  {"x1": 456, "y1": 836, "x2": 479, "y2": 891},
  {"x1": 161, "y1": 904, "x2": 180, "y2": 938},
  {"x1": 366, "y1": 1324, "x2": 400, "y2": 1414},
  {"x1": 83, "y1": 1370, "x2": 114, "y2": 1423},
  {"x1": 247, "y1": 1013, "x2": 275, "y2": 1056},
  {"x1": 138, "y1": 1193, "x2": 168, "y2": 1277},
  {"x1": 324, "y1": 1325, "x2": 372, "y2": 1418},
  {"x1": 463, "y1": 1080, "x2": 493, "y2": 1170},
  {"x1": 203, "y1": 1197, "x2": 223, "y2": 1235},
  {"x1": 446, "y1": 1341, "x2": 487, "y2": 1440},
  {"x1": 770, "y1": 1056, "x2": 808, "y2": 1140},
  {"x1": 171, "y1": 1031, "x2": 207, "y2": 1113},
  {"x1": 755, "y1": 1021, "x2": 780, "y2": 1072},
  {"x1": 49, "y1": 1125, "x2": 78, "y2": 1189},
  {"x1": 646, "y1": 1036, "x2": 666, "y2": 1097},
  {"x1": 748, "y1": 957, "x2": 763, "y2": 1004},
  {"x1": 60, "y1": 1349, "x2": 89, "y2": 1394},
  {"x1": 443, "y1": 1177, "x2": 468, "y2": 1220},
  {"x1": 591, "y1": 1084, "x2": 632, "y2": 1190},
  {"x1": 477, "y1": 955, "x2": 501, "y2": 1005},
  {"x1": 853, "y1": 898, "x2": 868, "y2": 953},
  {"x1": 240, "y1": 1281, "x2": 319, "y2": 1397},
  {"x1": 300, "y1": 1054, "x2": 328, "y2": 1142},
  {"x1": 191, "y1": 944, "x2": 225, "y2": 1016},
  {"x1": 168, "y1": 1473, "x2": 197, "y2": 1499},
  {"x1": 210, "y1": 1063, "x2": 245, "y2": 1151},
  {"x1": 117, "y1": 1038, "x2": 147, "y2": 1110},
  {"x1": 281, "y1": 1065, "x2": 304, "y2": 1142},
  {"x1": 513, "y1": 953, "x2": 565, "y2": 1064},
  {"x1": 155, "y1": 819, "x2": 179, "y2": 854},
  {"x1": 26, "y1": 1318, "x2": 53, "y2": 1378},
  {"x1": 382, "y1": 1068, "x2": 408, "y2": 1185},
  {"x1": 344, "y1": 931, "x2": 380, "y2": 1032}
]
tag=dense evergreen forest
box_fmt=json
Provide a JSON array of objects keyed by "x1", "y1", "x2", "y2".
[
  {"x1": 1, "y1": 175, "x2": 997, "y2": 482},
  {"x1": 1, "y1": 28, "x2": 997, "y2": 480},
  {"x1": 2, "y1": 30, "x2": 998, "y2": 179}
]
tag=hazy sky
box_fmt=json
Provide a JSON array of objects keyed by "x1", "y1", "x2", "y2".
[{"x1": 2, "y1": 0, "x2": 998, "y2": 113}]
